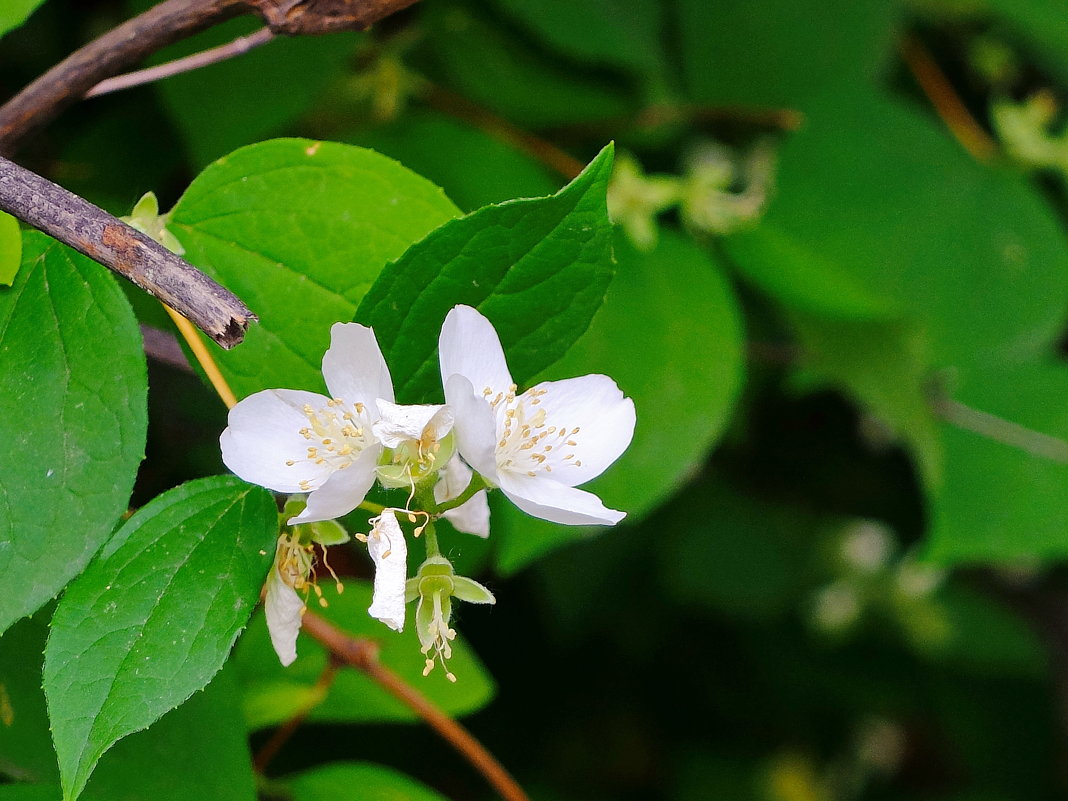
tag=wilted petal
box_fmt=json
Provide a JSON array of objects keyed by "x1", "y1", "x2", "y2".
[
  {"x1": 434, "y1": 457, "x2": 490, "y2": 537},
  {"x1": 439, "y1": 305, "x2": 513, "y2": 398},
  {"x1": 321, "y1": 322, "x2": 395, "y2": 410},
  {"x1": 367, "y1": 510, "x2": 408, "y2": 631},
  {"x1": 527, "y1": 374, "x2": 635, "y2": 486},
  {"x1": 264, "y1": 567, "x2": 304, "y2": 667},
  {"x1": 443, "y1": 374, "x2": 499, "y2": 481},
  {"x1": 498, "y1": 472, "x2": 626, "y2": 526},
  {"x1": 372, "y1": 400, "x2": 454, "y2": 448},
  {"x1": 288, "y1": 446, "x2": 381, "y2": 525},
  {"x1": 220, "y1": 388, "x2": 335, "y2": 493}
]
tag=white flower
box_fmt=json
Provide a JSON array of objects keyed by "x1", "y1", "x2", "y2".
[
  {"x1": 434, "y1": 456, "x2": 490, "y2": 537},
  {"x1": 366, "y1": 510, "x2": 408, "y2": 631},
  {"x1": 439, "y1": 305, "x2": 635, "y2": 526},
  {"x1": 220, "y1": 322, "x2": 394, "y2": 525},
  {"x1": 372, "y1": 400, "x2": 455, "y2": 489}
]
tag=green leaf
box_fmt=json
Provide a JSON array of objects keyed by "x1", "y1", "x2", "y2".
[
  {"x1": 725, "y1": 92, "x2": 1068, "y2": 369},
  {"x1": 0, "y1": 232, "x2": 147, "y2": 634},
  {"x1": 43, "y1": 476, "x2": 277, "y2": 801},
  {"x1": 424, "y1": 0, "x2": 633, "y2": 128},
  {"x1": 356, "y1": 143, "x2": 616, "y2": 404},
  {"x1": 677, "y1": 0, "x2": 899, "y2": 109},
  {"x1": 168, "y1": 138, "x2": 460, "y2": 400},
  {"x1": 0, "y1": 0, "x2": 46, "y2": 37},
  {"x1": 126, "y1": 0, "x2": 356, "y2": 167},
  {"x1": 489, "y1": 0, "x2": 668, "y2": 88},
  {"x1": 788, "y1": 313, "x2": 944, "y2": 490},
  {"x1": 0, "y1": 212, "x2": 20, "y2": 286},
  {"x1": 493, "y1": 230, "x2": 745, "y2": 573},
  {"x1": 981, "y1": 0, "x2": 1068, "y2": 86},
  {"x1": 288, "y1": 762, "x2": 450, "y2": 801},
  {"x1": 925, "y1": 363, "x2": 1068, "y2": 564},
  {"x1": 233, "y1": 581, "x2": 494, "y2": 729},
  {"x1": 347, "y1": 109, "x2": 560, "y2": 212}
]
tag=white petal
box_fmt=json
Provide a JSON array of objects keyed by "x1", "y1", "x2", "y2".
[
  {"x1": 438, "y1": 305, "x2": 512, "y2": 397},
  {"x1": 220, "y1": 388, "x2": 334, "y2": 492},
  {"x1": 265, "y1": 567, "x2": 304, "y2": 667},
  {"x1": 321, "y1": 322, "x2": 395, "y2": 410},
  {"x1": 498, "y1": 472, "x2": 626, "y2": 526},
  {"x1": 530, "y1": 374, "x2": 635, "y2": 486},
  {"x1": 288, "y1": 446, "x2": 381, "y2": 525},
  {"x1": 372, "y1": 400, "x2": 454, "y2": 448},
  {"x1": 434, "y1": 457, "x2": 490, "y2": 537},
  {"x1": 367, "y1": 510, "x2": 408, "y2": 631},
  {"x1": 443, "y1": 374, "x2": 499, "y2": 482}
]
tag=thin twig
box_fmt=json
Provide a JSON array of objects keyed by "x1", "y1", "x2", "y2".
[
  {"x1": 140, "y1": 324, "x2": 193, "y2": 371},
  {"x1": 87, "y1": 27, "x2": 276, "y2": 98},
  {"x1": 424, "y1": 84, "x2": 586, "y2": 179},
  {"x1": 0, "y1": 155, "x2": 255, "y2": 348},
  {"x1": 299, "y1": 611, "x2": 531, "y2": 801},
  {"x1": 254, "y1": 657, "x2": 341, "y2": 772},
  {"x1": 162, "y1": 304, "x2": 239, "y2": 404},
  {"x1": 933, "y1": 396, "x2": 1068, "y2": 463},
  {"x1": 899, "y1": 34, "x2": 998, "y2": 162}
]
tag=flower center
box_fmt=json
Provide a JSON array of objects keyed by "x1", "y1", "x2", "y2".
[
  {"x1": 287, "y1": 399, "x2": 375, "y2": 490},
  {"x1": 485, "y1": 384, "x2": 583, "y2": 478}
]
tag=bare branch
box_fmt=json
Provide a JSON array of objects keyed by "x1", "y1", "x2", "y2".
[
  {"x1": 0, "y1": 156, "x2": 254, "y2": 349},
  {"x1": 86, "y1": 28, "x2": 277, "y2": 98}
]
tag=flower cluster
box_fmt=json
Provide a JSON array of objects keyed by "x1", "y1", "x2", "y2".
[{"x1": 221, "y1": 306, "x2": 635, "y2": 672}]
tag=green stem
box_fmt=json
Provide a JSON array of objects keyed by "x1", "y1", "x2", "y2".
[
  {"x1": 359, "y1": 500, "x2": 386, "y2": 514},
  {"x1": 423, "y1": 519, "x2": 440, "y2": 558},
  {"x1": 432, "y1": 473, "x2": 488, "y2": 515}
]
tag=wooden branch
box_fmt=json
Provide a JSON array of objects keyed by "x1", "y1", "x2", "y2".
[
  {"x1": 300, "y1": 610, "x2": 531, "y2": 801},
  {"x1": 0, "y1": 0, "x2": 421, "y2": 156},
  {"x1": 0, "y1": 156, "x2": 255, "y2": 348}
]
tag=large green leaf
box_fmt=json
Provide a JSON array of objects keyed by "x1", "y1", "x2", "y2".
[
  {"x1": 925, "y1": 363, "x2": 1068, "y2": 564},
  {"x1": 0, "y1": 212, "x2": 20, "y2": 286},
  {"x1": 168, "y1": 138, "x2": 459, "y2": 400},
  {"x1": 725, "y1": 92, "x2": 1068, "y2": 369},
  {"x1": 43, "y1": 476, "x2": 277, "y2": 801},
  {"x1": 288, "y1": 762, "x2": 450, "y2": 801},
  {"x1": 494, "y1": 229, "x2": 745, "y2": 573},
  {"x1": 356, "y1": 143, "x2": 615, "y2": 404},
  {"x1": 233, "y1": 580, "x2": 494, "y2": 729},
  {"x1": 0, "y1": 232, "x2": 146, "y2": 634},
  {"x1": 126, "y1": 0, "x2": 355, "y2": 167},
  {"x1": 0, "y1": 0, "x2": 45, "y2": 37}
]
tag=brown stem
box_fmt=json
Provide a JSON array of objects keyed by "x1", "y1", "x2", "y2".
[
  {"x1": 899, "y1": 34, "x2": 997, "y2": 163},
  {"x1": 86, "y1": 27, "x2": 277, "y2": 98},
  {"x1": 299, "y1": 610, "x2": 531, "y2": 801},
  {"x1": 0, "y1": 155, "x2": 255, "y2": 348},
  {"x1": 254, "y1": 657, "x2": 341, "y2": 772}
]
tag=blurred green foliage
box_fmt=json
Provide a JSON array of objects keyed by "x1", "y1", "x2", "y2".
[{"x1": 4, "y1": 0, "x2": 1068, "y2": 799}]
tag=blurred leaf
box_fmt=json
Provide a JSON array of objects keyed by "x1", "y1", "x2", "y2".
[
  {"x1": 494, "y1": 229, "x2": 745, "y2": 573},
  {"x1": 233, "y1": 580, "x2": 494, "y2": 729},
  {"x1": 126, "y1": 0, "x2": 356, "y2": 167},
  {"x1": 725, "y1": 93, "x2": 1068, "y2": 369},
  {"x1": 0, "y1": 0, "x2": 45, "y2": 37},
  {"x1": 0, "y1": 233, "x2": 146, "y2": 634},
  {"x1": 0, "y1": 212, "x2": 20, "y2": 286},
  {"x1": 982, "y1": 0, "x2": 1068, "y2": 85},
  {"x1": 789, "y1": 314, "x2": 944, "y2": 489},
  {"x1": 356, "y1": 143, "x2": 616, "y2": 404},
  {"x1": 925, "y1": 363, "x2": 1068, "y2": 563},
  {"x1": 348, "y1": 109, "x2": 559, "y2": 211},
  {"x1": 0, "y1": 788, "x2": 59, "y2": 801},
  {"x1": 288, "y1": 762, "x2": 449, "y2": 801},
  {"x1": 0, "y1": 613, "x2": 56, "y2": 783},
  {"x1": 424, "y1": 0, "x2": 633, "y2": 128},
  {"x1": 677, "y1": 0, "x2": 899, "y2": 108},
  {"x1": 657, "y1": 476, "x2": 830, "y2": 620},
  {"x1": 169, "y1": 138, "x2": 459, "y2": 400},
  {"x1": 44, "y1": 477, "x2": 276, "y2": 801},
  {"x1": 489, "y1": 0, "x2": 668, "y2": 89}
]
